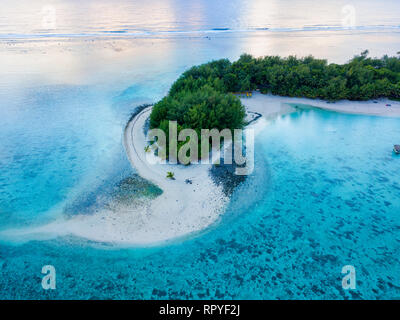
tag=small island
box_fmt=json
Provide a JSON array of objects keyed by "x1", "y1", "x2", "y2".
[
  {"x1": 120, "y1": 52, "x2": 400, "y2": 245},
  {"x1": 13, "y1": 52, "x2": 400, "y2": 246},
  {"x1": 150, "y1": 51, "x2": 400, "y2": 160}
]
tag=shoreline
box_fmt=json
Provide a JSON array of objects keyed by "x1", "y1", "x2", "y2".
[
  {"x1": 2, "y1": 93, "x2": 399, "y2": 246},
  {"x1": 2, "y1": 106, "x2": 229, "y2": 246},
  {"x1": 241, "y1": 92, "x2": 400, "y2": 118},
  {"x1": 120, "y1": 106, "x2": 230, "y2": 244}
]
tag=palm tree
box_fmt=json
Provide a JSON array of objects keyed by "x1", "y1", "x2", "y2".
[{"x1": 166, "y1": 171, "x2": 175, "y2": 179}]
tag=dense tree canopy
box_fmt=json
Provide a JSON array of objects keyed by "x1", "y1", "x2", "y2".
[
  {"x1": 149, "y1": 51, "x2": 400, "y2": 160},
  {"x1": 150, "y1": 85, "x2": 245, "y2": 131},
  {"x1": 154, "y1": 51, "x2": 400, "y2": 108}
]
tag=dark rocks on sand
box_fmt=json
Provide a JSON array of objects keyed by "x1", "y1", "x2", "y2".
[
  {"x1": 210, "y1": 162, "x2": 246, "y2": 196},
  {"x1": 125, "y1": 103, "x2": 153, "y2": 135}
]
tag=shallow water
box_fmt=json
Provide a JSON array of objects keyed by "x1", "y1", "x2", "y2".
[
  {"x1": 2, "y1": 109, "x2": 400, "y2": 299},
  {"x1": 1, "y1": 0, "x2": 400, "y2": 299}
]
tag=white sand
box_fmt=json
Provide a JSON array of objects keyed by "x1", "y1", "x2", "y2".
[
  {"x1": 241, "y1": 92, "x2": 400, "y2": 118},
  {"x1": 1, "y1": 107, "x2": 229, "y2": 246},
  {"x1": 3, "y1": 93, "x2": 398, "y2": 246}
]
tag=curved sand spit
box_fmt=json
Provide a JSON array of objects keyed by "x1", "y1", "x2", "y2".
[
  {"x1": 241, "y1": 92, "x2": 400, "y2": 118},
  {"x1": 1, "y1": 93, "x2": 399, "y2": 246},
  {"x1": 1, "y1": 107, "x2": 229, "y2": 246}
]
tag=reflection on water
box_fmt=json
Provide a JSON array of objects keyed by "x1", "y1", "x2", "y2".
[{"x1": 1, "y1": 0, "x2": 400, "y2": 36}]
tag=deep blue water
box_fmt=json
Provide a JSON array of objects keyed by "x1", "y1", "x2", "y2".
[{"x1": 1, "y1": 0, "x2": 400, "y2": 300}]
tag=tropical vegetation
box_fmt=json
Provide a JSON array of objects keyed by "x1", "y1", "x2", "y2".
[{"x1": 149, "y1": 51, "x2": 400, "y2": 160}]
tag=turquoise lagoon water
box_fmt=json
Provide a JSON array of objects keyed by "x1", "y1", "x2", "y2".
[
  {"x1": 1, "y1": 0, "x2": 400, "y2": 300},
  {"x1": 1, "y1": 108, "x2": 400, "y2": 299}
]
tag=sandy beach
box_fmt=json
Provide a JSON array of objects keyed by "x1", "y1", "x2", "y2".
[
  {"x1": 2, "y1": 92, "x2": 399, "y2": 246},
  {"x1": 241, "y1": 92, "x2": 400, "y2": 118},
  {"x1": 1, "y1": 107, "x2": 230, "y2": 246}
]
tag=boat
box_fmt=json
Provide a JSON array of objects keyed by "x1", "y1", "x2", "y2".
[{"x1": 394, "y1": 145, "x2": 400, "y2": 154}]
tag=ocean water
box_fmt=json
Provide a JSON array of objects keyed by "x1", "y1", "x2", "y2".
[
  {"x1": 1, "y1": 0, "x2": 400, "y2": 299},
  {"x1": 1, "y1": 0, "x2": 400, "y2": 36}
]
